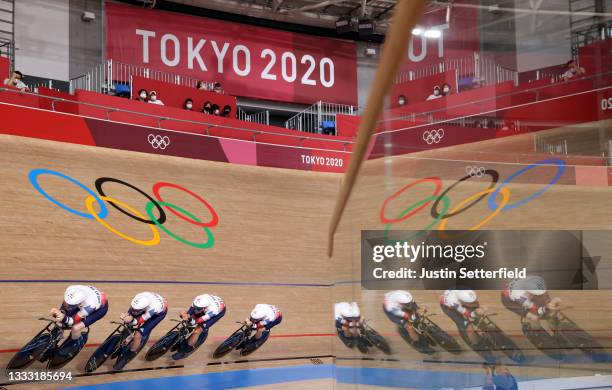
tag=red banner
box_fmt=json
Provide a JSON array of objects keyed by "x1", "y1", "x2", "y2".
[{"x1": 105, "y1": 2, "x2": 357, "y2": 105}]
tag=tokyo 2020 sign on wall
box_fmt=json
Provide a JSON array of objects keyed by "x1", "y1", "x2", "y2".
[{"x1": 105, "y1": 2, "x2": 358, "y2": 106}]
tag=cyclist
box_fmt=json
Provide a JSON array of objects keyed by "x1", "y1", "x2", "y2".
[
  {"x1": 114, "y1": 291, "x2": 168, "y2": 370},
  {"x1": 50, "y1": 285, "x2": 109, "y2": 355},
  {"x1": 243, "y1": 304, "x2": 282, "y2": 350},
  {"x1": 383, "y1": 290, "x2": 426, "y2": 343},
  {"x1": 335, "y1": 302, "x2": 362, "y2": 342},
  {"x1": 173, "y1": 294, "x2": 226, "y2": 360},
  {"x1": 502, "y1": 275, "x2": 561, "y2": 329},
  {"x1": 440, "y1": 290, "x2": 487, "y2": 345}
]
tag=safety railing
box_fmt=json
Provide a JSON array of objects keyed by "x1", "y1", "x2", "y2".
[
  {"x1": 0, "y1": 39, "x2": 14, "y2": 71},
  {"x1": 379, "y1": 69, "x2": 612, "y2": 135},
  {"x1": 236, "y1": 107, "x2": 270, "y2": 126},
  {"x1": 285, "y1": 101, "x2": 359, "y2": 134},
  {"x1": 69, "y1": 59, "x2": 215, "y2": 94},
  {"x1": 395, "y1": 52, "x2": 518, "y2": 87},
  {"x1": 0, "y1": 87, "x2": 354, "y2": 151}
]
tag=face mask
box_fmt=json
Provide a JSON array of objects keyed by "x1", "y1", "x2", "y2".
[
  {"x1": 398, "y1": 100, "x2": 405, "y2": 105},
  {"x1": 434, "y1": 90, "x2": 440, "y2": 95},
  {"x1": 140, "y1": 92, "x2": 146, "y2": 99},
  {"x1": 150, "y1": 95, "x2": 157, "y2": 101},
  {"x1": 443, "y1": 88, "x2": 450, "y2": 93},
  {"x1": 186, "y1": 103, "x2": 193, "y2": 109},
  {"x1": 13, "y1": 79, "x2": 19, "y2": 86}
]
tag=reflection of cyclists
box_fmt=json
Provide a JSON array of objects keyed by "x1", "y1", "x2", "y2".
[
  {"x1": 115, "y1": 292, "x2": 168, "y2": 370},
  {"x1": 440, "y1": 290, "x2": 487, "y2": 345},
  {"x1": 50, "y1": 285, "x2": 109, "y2": 354},
  {"x1": 383, "y1": 290, "x2": 426, "y2": 342},
  {"x1": 335, "y1": 302, "x2": 362, "y2": 340},
  {"x1": 244, "y1": 304, "x2": 282, "y2": 349},
  {"x1": 502, "y1": 276, "x2": 561, "y2": 328},
  {"x1": 174, "y1": 294, "x2": 226, "y2": 359}
]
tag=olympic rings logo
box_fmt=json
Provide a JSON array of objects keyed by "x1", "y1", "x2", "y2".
[
  {"x1": 148, "y1": 134, "x2": 170, "y2": 150},
  {"x1": 422, "y1": 129, "x2": 445, "y2": 145},
  {"x1": 28, "y1": 168, "x2": 219, "y2": 248},
  {"x1": 465, "y1": 166, "x2": 486, "y2": 177},
  {"x1": 380, "y1": 158, "x2": 566, "y2": 241}
]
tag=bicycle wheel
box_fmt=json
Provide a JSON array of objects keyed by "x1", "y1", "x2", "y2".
[
  {"x1": 7, "y1": 333, "x2": 52, "y2": 370},
  {"x1": 48, "y1": 333, "x2": 89, "y2": 369},
  {"x1": 425, "y1": 322, "x2": 462, "y2": 354},
  {"x1": 145, "y1": 330, "x2": 180, "y2": 361},
  {"x1": 366, "y1": 329, "x2": 392, "y2": 355},
  {"x1": 522, "y1": 323, "x2": 564, "y2": 361},
  {"x1": 84, "y1": 334, "x2": 121, "y2": 373},
  {"x1": 213, "y1": 332, "x2": 245, "y2": 359}
]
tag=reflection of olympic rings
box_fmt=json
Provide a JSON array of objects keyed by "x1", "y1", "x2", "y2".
[
  {"x1": 380, "y1": 158, "x2": 565, "y2": 235},
  {"x1": 488, "y1": 158, "x2": 565, "y2": 212},
  {"x1": 384, "y1": 195, "x2": 450, "y2": 244},
  {"x1": 148, "y1": 134, "x2": 170, "y2": 150},
  {"x1": 465, "y1": 166, "x2": 486, "y2": 177},
  {"x1": 29, "y1": 168, "x2": 218, "y2": 248},
  {"x1": 422, "y1": 129, "x2": 445, "y2": 144},
  {"x1": 430, "y1": 170, "x2": 499, "y2": 219}
]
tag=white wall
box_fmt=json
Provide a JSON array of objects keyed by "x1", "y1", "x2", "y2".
[
  {"x1": 356, "y1": 41, "x2": 380, "y2": 109},
  {"x1": 15, "y1": 0, "x2": 70, "y2": 80}
]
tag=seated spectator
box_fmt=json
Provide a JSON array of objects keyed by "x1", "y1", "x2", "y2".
[
  {"x1": 137, "y1": 88, "x2": 148, "y2": 102},
  {"x1": 3, "y1": 70, "x2": 29, "y2": 92},
  {"x1": 196, "y1": 80, "x2": 208, "y2": 91},
  {"x1": 441, "y1": 83, "x2": 452, "y2": 96},
  {"x1": 213, "y1": 82, "x2": 223, "y2": 93},
  {"x1": 202, "y1": 101, "x2": 212, "y2": 114},
  {"x1": 221, "y1": 105, "x2": 232, "y2": 117},
  {"x1": 211, "y1": 104, "x2": 221, "y2": 116},
  {"x1": 148, "y1": 90, "x2": 164, "y2": 106},
  {"x1": 561, "y1": 59, "x2": 586, "y2": 82},
  {"x1": 397, "y1": 94, "x2": 407, "y2": 107},
  {"x1": 184, "y1": 98, "x2": 194, "y2": 111},
  {"x1": 426, "y1": 86, "x2": 442, "y2": 101}
]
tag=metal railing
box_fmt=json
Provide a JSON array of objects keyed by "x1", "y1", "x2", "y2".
[
  {"x1": 236, "y1": 107, "x2": 270, "y2": 126},
  {"x1": 395, "y1": 52, "x2": 518, "y2": 87},
  {"x1": 0, "y1": 39, "x2": 14, "y2": 71},
  {"x1": 0, "y1": 86, "x2": 354, "y2": 151},
  {"x1": 285, "y1": 101, "x2": 359, "y2": 133},
  {"x1": 377, "y1": 69, "x2": 612, "y2": 136},
  {"x1": 69, "y1": 59, "x2": 215, "y2": 94}
]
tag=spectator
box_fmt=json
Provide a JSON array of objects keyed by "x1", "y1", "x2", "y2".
[
  {"x1": 137, "y1": 89, "x2": 148, "y2": 102},
  {"x1": 221, "y1": 105, "x2": 232, "y2": 117},
  {"x1": 196, "y1": 81, "x2": 208, "y2": 91},
  {"x1": 3, "y1": 70, "x2": 29, "y2": 92},
  {"x1": 397, "y1": 94, "x2": 407, "y2": 107},
  {"x1": 441, "y1": 83, "x2": 452, "y2": 96},
  {"x1": 561, "y1": 59, "x2": 586, "y2": 82},
  {"x1": 202, "y1": 101, "x2": 212, "y2": 114},
  {"x1": 184, "y1": 98, "x2": 194, "y2": 111},
  {"x1": 482, "y1": 363, "x2": 518, "y2": 390},
  {"x1": 426, "y1": 86, "x2": 442, "y2": 101},
  {"x1": 213, "y1": 82, "x2": 223, "y2": 93},
  {"x1": 148, "y1": 90, "x2": 164, "y2": 106},
  {"x1": 211, "y1": 104, "x2": 220, "y2": 116}
]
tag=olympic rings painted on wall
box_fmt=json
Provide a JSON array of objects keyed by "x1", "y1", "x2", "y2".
[
  {"x1": 380, "y1": 158, "x2": 566, "y2": 236},
  {"x1": 29, "y1": 169, "x2": 109, "y2": 220},
  {"x1": 95, "y1": 177, "x2": 167, "y2": 225},
  {"x1": 29, "y1": 168, "x2": 218, "y2": 249},
  {"x1": 422, "y1": 129, "x2": 445, "y2": 144},
  {"x1": 384, "y1": 195, "x2": 450, "y2": 244},
  {"x1": 86, "y1": 195, "x2": 161, "y2": 246},
  {"x1": 148, "y1": 134, "x2": 170, "y2": 150},
  {"x1": 465, "y1": 166, "x2": 486, "y2": 177},
  {"x1": 488, "y1": 158, "x2": 565, "y2": 212}
]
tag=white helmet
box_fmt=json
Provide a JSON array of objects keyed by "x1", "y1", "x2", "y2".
[
  {"x1": 131, "y1": 292, "x2": 151, "y2": 311},
  {"x1": 340, "y1": 302, "x2": 360, "y2": 319},
  {"x1": 456, "y1": 290, "x2": 477, "y2": 304},
  {"x1": 393, "y1": 290, "x2": 413, "y2": 304},
  {"x1": 64, "y1": 286, "x2": 86, "y2": 306},
  {"x1": 193, "y1": 294, "x2": 214, "y2": 310},
  {"x1": 524, "y1": 276, "x2": 547, "y2": 295},
  {"x1": 250, "y1": 305, "x2": 267, "y2": 321}
]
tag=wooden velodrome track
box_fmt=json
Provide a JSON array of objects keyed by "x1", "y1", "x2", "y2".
[{"x1": 0, "y1": 120, "x2": 611, "y2": 388}]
